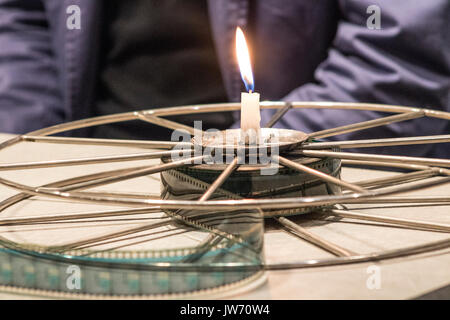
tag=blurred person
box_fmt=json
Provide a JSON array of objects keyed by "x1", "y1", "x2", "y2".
[{"x1": 0, "y1": 0, "x2": 448, "y2": 156}]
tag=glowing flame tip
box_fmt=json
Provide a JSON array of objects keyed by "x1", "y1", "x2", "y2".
[{"x1": 235, "y1": 27, "x2": 254, "y2": 92}]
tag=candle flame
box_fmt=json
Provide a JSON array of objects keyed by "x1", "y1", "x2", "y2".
[{"x1": 235, "y1": 27, "x2": 254, "y2": 92}]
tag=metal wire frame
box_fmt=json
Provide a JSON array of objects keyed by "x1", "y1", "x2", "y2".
[{"x1": 0, "y1": 101, "x2": 449, "y2": 273}]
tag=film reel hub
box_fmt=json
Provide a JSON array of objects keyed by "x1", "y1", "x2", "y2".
[
  {"x1": 160, "y1": 149, "x2": 342, "y2": 217},
  {"x1": 192, "y1": 128, "x2": 309, "y2": 155}
]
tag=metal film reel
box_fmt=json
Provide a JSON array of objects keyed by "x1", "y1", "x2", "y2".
[{"x1": 0, "y1": 101, "x2": 449, "y2": 298}]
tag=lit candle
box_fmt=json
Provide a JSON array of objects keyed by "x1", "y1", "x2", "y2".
[{"x1": 236, "y1": 27, "x2": 260, "y2": 143}]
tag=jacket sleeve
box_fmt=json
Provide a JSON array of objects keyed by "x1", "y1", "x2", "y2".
[
  {"x1": 261, "y1": 0, "x2": 449, "y2": 157},
  {"x1": 0, "y1": 0, "x2": 64, "y2": 134}
]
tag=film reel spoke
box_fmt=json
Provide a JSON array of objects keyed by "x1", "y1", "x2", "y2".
[
  {"x1": 350, "y1": 169, "x2": 437, "y2": 189},
  {"x1": 300, "y1": 149, "x2": 450, "y2": 168},
  {"x1": 183, "y1": 233, "x2": 225, "y2": 263},
  {"x1": 75, "y1": 190, "x2": 160, "y2": 200},
  {"x1": 275, "y1": 155, "x2": 367, "y2": 194},
  {"x1": 264, "y1": 102, "x2": 293, "y2": 128},
  {"x1": 302, "y1": 135, "x2": 450, "y2": 150},
  {"x1": 199, "y1": 157, "x2": 240, "y2": 202},
  {"x1": 275, "y1": 217, "x2": 356, "y2": 257},
  {"x1": 356, "y1": 176, "x2": 450, "y2": 199},
  {"x1": 347, "y1": 196, "x2": 450, "y2": 205},
  {"x1": 75, "y1": 226, "x2": 186, "y2": 252},
  {"x1": 325, "y1": 209, "x2": 450, "y2": 233},
  {"x1": 0, "y1": 207, "x2": 162, "y2": 226},
  {"x1": 0, "y1": 165, "x2": 153, "y2": 212},
  {"x1": 138, "y1": 113, "x2": 198, "y2": 135},
  {"x1": 22, "y1": 135, "x2": 190, "y2": 150},
  {"x1": 51, "y1": 219, "x2": 173, "y2": 252},
  {"x1": 0, "y1": 150, "x2": 191, "y2": 171},
  {"x1": 341, "y1": 159, "x2": 432, "y2": 171},
  {"x1": 308, "y1": 111, "x2": 424, "y2": 139},
  {"x1": 81, "y1": 229, "x2": 191, "y2": 256},
  {"x1": 39, "y1": 155, "x2": 207, "y2": 192}
]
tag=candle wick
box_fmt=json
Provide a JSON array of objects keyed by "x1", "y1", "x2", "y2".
[{"x1": 249, "y1": 89, "x2": 253, "y2": 94}]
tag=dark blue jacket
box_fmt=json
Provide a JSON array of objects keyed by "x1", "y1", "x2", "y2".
[{"x1": 0, "y1": 0, "x2": 449, "y2": 156}]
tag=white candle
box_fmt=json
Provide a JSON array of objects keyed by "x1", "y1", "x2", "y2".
[
  {"x1": 236, "y1": 27, "x2": 261, "y2": 143},
  {"x1": 240, "y1": 91, "x2": 261, "y2": 139}
]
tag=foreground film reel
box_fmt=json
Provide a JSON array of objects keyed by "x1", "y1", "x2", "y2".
[{"x1": 0, "y1": 101, "x2": 449, "y2": 298}]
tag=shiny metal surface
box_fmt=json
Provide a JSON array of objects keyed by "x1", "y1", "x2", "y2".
[{"x1": 192, "y1": 128, "x2": 309, "y2": 153}]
